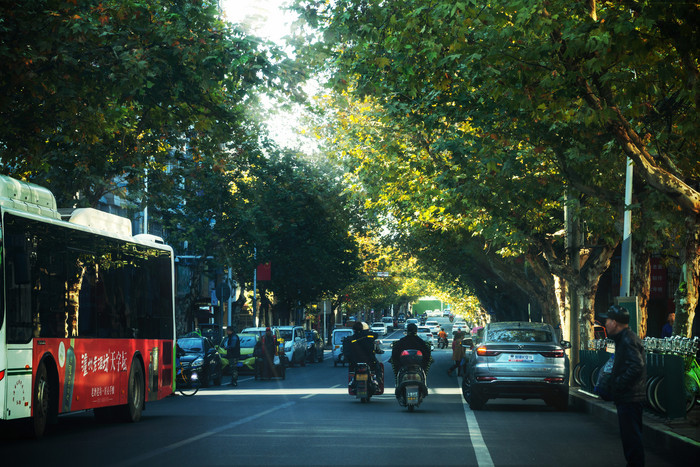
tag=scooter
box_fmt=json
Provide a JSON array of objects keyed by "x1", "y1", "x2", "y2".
[
  {"x1": 437, "y1": 336, "x2": 448, "y2": 349},
  {"x1": 395, "y1": 349, "x2": 428, "y2": 412},
  {"x1": 348, "y1": 362, "x2": 385, "y2": 402}
]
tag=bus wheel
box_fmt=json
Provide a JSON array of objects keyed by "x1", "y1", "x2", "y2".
[
  {"x1": 33, "y1": 361, "x2": 54, "y2": 438},
  {"x1": 122, "y1": 361, "x2": 144, "y2": 423}
]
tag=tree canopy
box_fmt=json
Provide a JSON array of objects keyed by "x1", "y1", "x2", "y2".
[{"x1": 291, "y1": 0, "x2": 699, "y2": 337}]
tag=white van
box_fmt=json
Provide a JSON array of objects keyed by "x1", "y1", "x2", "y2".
[
  {"x1": 331, "y1": 328, "x2": 353, "y2": 367},
  {"x1": 381, "y1": 316, "x2": 394, "y2": 331}
]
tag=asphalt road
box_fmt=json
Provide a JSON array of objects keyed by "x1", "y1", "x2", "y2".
[{"x1": 0, "y1": 320, "x2": 678, "y2": 466}]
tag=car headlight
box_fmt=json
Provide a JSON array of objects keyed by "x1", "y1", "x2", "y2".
[{"x1": 192, "y1": 357, "x2": 204, "y2": 369}]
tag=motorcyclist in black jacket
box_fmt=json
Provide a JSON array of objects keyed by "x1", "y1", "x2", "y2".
[
  {"x1": 601, "y1": 305, "x2": 646, "y2": 466},
  {"x1": 390, "y1": 323, "x2": 431, "y2": 378},
  {"x1": 344, "y1": 321, "x2": 380, "y2": 388}
]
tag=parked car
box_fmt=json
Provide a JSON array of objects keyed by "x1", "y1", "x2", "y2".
[
  {"x1": 177, "y1": 335, "x2": 222, "y2": 387},
  {"x1": 241, "y1": 327, "x2": 288, "y2": 366},
  {"x1": 332, "y1": 328, "x2": 353, "y2": 367},
  {"x1": 217, "y1": 333, "x2": 259, "y2": 374},
  {"x1": 371, "y1": 322, "x2": 388, "y2": 336},
  {"x1": 276, "y1": 325, "x2": 307, "y2": 366},
  {"x1": 462, "y1": 321, "x2": 571, "y2": 411},
  {"x1": 305, "y1": 330, "x2": 325, "y2": 363},
  {"x1": 416, "y1": 326, "x2": 434, "y2": 346}
]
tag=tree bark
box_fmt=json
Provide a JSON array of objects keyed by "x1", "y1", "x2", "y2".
[
  {"x1": 631, "y1": 251, "x2": 650, "y2": 338},
  {"x1": 674, "y1": 214, "x2": 700, "y2": 337}
]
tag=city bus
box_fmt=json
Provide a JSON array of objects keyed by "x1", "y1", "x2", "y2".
[{"x1": 0, "y1": 175, "x2": 175, "y2": 437}]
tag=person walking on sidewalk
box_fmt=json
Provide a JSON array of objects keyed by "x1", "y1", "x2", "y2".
[{"x1": 601, "y1": 305, "x2": 647, "y2": 467}]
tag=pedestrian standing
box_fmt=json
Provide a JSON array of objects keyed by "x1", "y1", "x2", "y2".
[
  {"x1": 601, "y1": 305, "x2": 647, "y2": 467},
  {"x1": 225, "y1": 326, "x2": 240, "y2": 386},
  {"x1": 661, "y1": 312, "x2": 675, "y2": 338},
  {"x1": 447, "y1": 334, "x2": 466, "y2": 376},
  {"x1": 260, "y1": 327, "x2": 278, "y2": 379}
]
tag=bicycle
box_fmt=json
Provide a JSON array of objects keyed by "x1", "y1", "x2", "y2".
[
  {"x1": 176, "y1": 359, "x2": 202, "y2": 396},
  {"x1": 643, "y1": 336, "x2": 699, "y2": 414}
]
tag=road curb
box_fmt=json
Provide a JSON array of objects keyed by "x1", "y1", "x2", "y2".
[{"x1": 569, "y1": 388, "x2": 700, "y2": 464}]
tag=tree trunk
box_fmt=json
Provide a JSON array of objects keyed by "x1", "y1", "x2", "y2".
[
  {"x1": 674, "y1": 214, "x2": 700, "y2": 337},
  {"x1": 573, "y1": 244, "x2": 617, "y2": 348},
  {"x1": 631, "y1": 251, "x2": 651, "y2": 338}
]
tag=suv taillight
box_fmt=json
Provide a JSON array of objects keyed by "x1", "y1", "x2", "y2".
[
  {"x1": 540, "y1": 349, "x2": 565, "y2": 358},
  {"x1": 476, "y1": 346, "x2": 500, "y2": 357}
]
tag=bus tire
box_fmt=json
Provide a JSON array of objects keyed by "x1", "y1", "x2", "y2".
[
  {"x1": 122, "y1": 360, "x2": 145, "y2": 423},
  {"x1": 33, "y1": 361, "x2": 56, "y2": 438}
]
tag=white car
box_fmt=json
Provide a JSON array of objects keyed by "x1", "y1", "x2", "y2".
[
  {"x1": 425, "y1": 320, "x2": 441, "y2": 335},
  {"x1": 406, "y1": 318, "x2": 419, "y2": 327},
  {"x1": 417, "y1": 326, "x2": 434, "y2": 345},
  {"x1": 371, "y1": 322, "x2": 387, "y2": 336}
]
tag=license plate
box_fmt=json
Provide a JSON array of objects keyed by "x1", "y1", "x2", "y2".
[
  {"x1": 356, "y1": 374, "x2": 368, "y2": 381},
  {"x1": 508, "y1": 354, "x2": 534, "y2": 362},
  {"x1": 406, "y1": 387, "x2": 419, "y2": 403}
]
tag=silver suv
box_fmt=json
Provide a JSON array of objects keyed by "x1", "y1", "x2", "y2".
[{"x1": 462, "y1": 321, "x2": 571, "y2": 411}]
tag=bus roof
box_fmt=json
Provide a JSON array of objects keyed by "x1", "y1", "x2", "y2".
[{"x1": 0, "y1": 174, "x2": 61, "y2": 220}]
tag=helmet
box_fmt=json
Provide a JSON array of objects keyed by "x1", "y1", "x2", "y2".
[
  {"x1": 352, "y1": 321, "x2": 364, "y2": 333},
  {"x1": 361, "y1": 322, "x2": 370, "y2": 331},
  {"x1": 407, "y1": 323, "x2": 418, "y2": 334}
]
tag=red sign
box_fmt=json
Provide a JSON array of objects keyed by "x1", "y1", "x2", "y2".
[
  {"x1": 257, "y1": 262, "x2": 271, "y2": 281},
  {"x1": 650, "y1": 258, "x2": 667, "y2": 299}
]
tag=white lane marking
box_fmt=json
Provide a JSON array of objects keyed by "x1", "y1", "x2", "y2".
[
  {"x1": 117, "y1": 401, "x2": 295, "y2": 466},
  {"x1": 458, "y1": 376, "x2": 494, "y2": 467},
  {"x1": 301, "y1": 384, "x2": 341, "y2": 399}
]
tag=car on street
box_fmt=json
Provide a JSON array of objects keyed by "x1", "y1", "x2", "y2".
[
  {"x1": 406, "y1": 318, "x2": 419, "y2": 327},
  {"x1": 276, "y1": 325, "x2": 307, "y2": 366},
  {"x1": 332, "y1": 328, "x2": 353, "y2": 366},
  {"x1": 217, "y1": 333, "x2": 259, "y2": 374},
  {"x1": 453, "y1": 321, "x2": 468, "y2": 331},
  {"x1": 177, "y1": 335, "x2": 222, "y2": 387},
  {"x1": 241, "y1": 327, "x2": 288, "y2": 366},
  {"x1": 425, "y1": 320, "x2": 440, "y2": 335},
  {"x1": 461, "y1": 321, "x2": 571, "y2": 411},
  {"x1": 381, "y1": 316, "x2": 394, "y2": 332},
  {"x1": 371, "y1": 322, "x2": 388, "y2": 336},
  {"x1": 416, "y1": 326, "x2": 434, "y2": 346},
  {"x1": 305, "y1": 330, "x2": 325, "y2": 362}
]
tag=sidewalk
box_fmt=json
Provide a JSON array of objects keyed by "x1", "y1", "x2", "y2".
[{"x1": 569, "y1": 388, "x2": 700, "y2": 464}]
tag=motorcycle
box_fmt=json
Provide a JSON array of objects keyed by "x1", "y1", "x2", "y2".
[
  {"x1": 395, "y1": 349, "x2": 428, "y2": 412},
  {"x1": 437, "y1": 336, "x2": 448, "y2": 349},
  {"x1": 348, "y1": 362, "x2": 384, "y2": 402}
]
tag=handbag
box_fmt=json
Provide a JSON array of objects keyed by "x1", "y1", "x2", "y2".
[{"x1": 594, "y1": 354, "x2": 615, "y2": 401}]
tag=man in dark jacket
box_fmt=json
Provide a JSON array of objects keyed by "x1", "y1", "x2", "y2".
[
  {"x1": 344, "y1": 322, "x2": 381, "y2": 390},
  {"x1": 225, "y1": 327, "x2": 241, "y2": 386},
  {"x1": 601, "y1": 305, "x2": 646, "y2": 467},
  {"x1": 390, "y1": 323, "x2": 431, "y2": 377}
]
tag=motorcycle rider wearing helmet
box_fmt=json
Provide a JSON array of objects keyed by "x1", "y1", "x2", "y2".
[
  {"x1": 344, "y1": 321, "x2": 379, "y2": 385},
  {"x1": 390, "y1": 322, "x2": 431, "y2": 378}
]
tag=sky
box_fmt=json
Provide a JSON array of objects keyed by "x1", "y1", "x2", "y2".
[
  {"x1": 220, "y1": 0, "x2": 315, "y2": 152},
  {"x1": 220, "y1": 0, "x2": 295, "y2": 45}
]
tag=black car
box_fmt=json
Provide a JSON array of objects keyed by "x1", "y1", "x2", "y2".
[
  {"x1": 305, "y1": 330, "x2": 324, "y2": 363},
  {"x1": 177, "y1": 336, "x2": 223, "y2": 387}
]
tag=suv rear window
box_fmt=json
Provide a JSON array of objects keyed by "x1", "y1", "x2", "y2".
[{"x1": 488, "y1": 329, "x2": 553, "y2": 343}]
